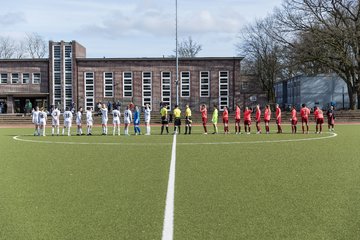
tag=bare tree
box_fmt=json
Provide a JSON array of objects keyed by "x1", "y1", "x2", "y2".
[
  {"x1": 237, "y1": 16, "x2": 283, "y2": 102},
  {"x1": 0, "y1": 36, "x2": 16, "y2": 59},
  {"x1": 177, "y1": 36, "x2": 202, "y2": 58},
  {"x1": 273, "y1": 0, "x2": 360, "y2": 109},
  {"x1": 25, "y1": 32, "x2": 47, "y2": 58}
]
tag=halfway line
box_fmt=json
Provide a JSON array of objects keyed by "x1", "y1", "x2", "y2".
[{"x1": 162, "y1": 133, "x2": 177, "y2": 240}]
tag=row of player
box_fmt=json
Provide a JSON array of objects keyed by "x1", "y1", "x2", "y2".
[
  {"x1": 159, "y1": 103, "x2": 335, "y2": 135},
  {"x1": 30, "y1": 103, "x2": 335, "y2": 136}
]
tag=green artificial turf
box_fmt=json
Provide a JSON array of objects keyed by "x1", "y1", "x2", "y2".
[{"x1": 0, "y1": 124, "x2": 360, "y2": 239}]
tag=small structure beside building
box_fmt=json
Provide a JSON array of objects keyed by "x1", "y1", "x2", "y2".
[{"x1": 274, "y1": 74, "x2": 350, "y2": 110}]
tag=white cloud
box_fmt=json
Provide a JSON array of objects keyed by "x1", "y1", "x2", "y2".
[{"x1": 0, "y1": 12, "x2": 26, "y2": 26}]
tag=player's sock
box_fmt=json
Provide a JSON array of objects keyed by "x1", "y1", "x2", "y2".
[
  {"x1": 161, "y1": 126, "x2": 164, "y2": 134},
  {"x1": 52, "y1": 127, "x2": 54, "y2": 135},
  {"x1": 67, "y1": 128, "x2": 71, "y2": 136},
  {"x1": 178, "y1": 126, "x2": 181, "y2": 134},
  {"x1": 62, "y1": 128, "x2": 65, "y2": 135},
  {"x1": 147, "y1": 126, "x2": 150, "y2": 134},
  {"x1": 166, "y1": 127, "x2": 169, "y2": 133},
  {"x1": 189, "y1": 126, "x2": 191, "y2": 134},
  {"x1": 185, "y1": 126, "x2": 188, "y2": 134}
]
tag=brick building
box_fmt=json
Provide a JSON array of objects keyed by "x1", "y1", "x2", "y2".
[{"x1": 0, "y1": 40, "x2": 265, "y2": 114}]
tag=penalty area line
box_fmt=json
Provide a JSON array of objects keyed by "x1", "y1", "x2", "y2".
[{"x1": 162, "y1": 133, "x2": 177, "y2": 240}]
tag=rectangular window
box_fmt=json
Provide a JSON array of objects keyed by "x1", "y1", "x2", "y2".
[
  {"x1": 22, "y1": 73, "x2": 30, "y2": 84},
  {"x1": 181, "y1": 71, "x2": 190, "y2": 97},
  {"x1": 32, "y1": 73, "x2": 41, "y2": 84},
  {"x1": 11, "y1": 73, "x2": 19, "y2": 84},
  {"x1": 53, "y1": 45, "x2": 61, "y2": 58},
  {"x1": 142, "y1": 72, "x2": 152, "y2": 106},
  {"x1": 123, "y1": 72, "x2": 133, "y2": 97},
  {"x1": 200, "y1": 71, "x2": 210, "y2": 97},
  {"x1": 0, "y1": 73, "x2": 7, "y2": 84},
  {"x1": 84, "y1": 72, "x2": 94, "y2": 109},
  {"x1": 161, "y1": 71, "x2": 171, "y2": 109},
  {"x1": 54, "y1": 86, "x2": 61, "y2": 99},
  {"x1": 219, "y1": 71, "x2": 229, "y2": 111},
  {"x1": 104, "y1": 72, "x2": 113, "y2": 97},
  {"x1": 242, "y1": 82, "x2": 248, "y2": 90},
  {"x1": 65, "y1": 72, "x2": 72, "y2": 85}
]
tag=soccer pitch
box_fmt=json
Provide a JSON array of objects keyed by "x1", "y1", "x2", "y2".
[{"x1": 1, "y1": 124, "x2": 360, "y2": 240}]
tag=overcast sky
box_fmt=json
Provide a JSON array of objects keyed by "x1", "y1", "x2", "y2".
[{"x1": 0, "y1": 0, "x2": 282, "y2": 58}]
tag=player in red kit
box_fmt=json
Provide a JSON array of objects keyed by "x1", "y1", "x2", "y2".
[
  {"x1": 235, "y1": 103, "x2": 241, "y2": 134},
  {"x1": 264, "y1": 104, "x2": 271, "y2": 134},
  {"x1": 291, "y1": 105, "x2": 298, "y2": 134},
  {"x1": 300, "y1": 103, "x2": 311, "y2": 134},
  {"x1": 244, "y1": 107, "x2": 252, "y2": 134},
  {"x1": 255, "y1": 104, "x2": 261, "y2": 134},
  {"x1": 275, "y1": 104, "x2": 282, "y2": 133},
  {"x1": 222, "y1": 106, "x2": 229, "y2": 134},
  {"x1": 313, "y1": 106, "x2": 319, "y2": 133},
  {"x1": 200, "y1": 104, "x2": 208, "y2": 134},
  {"x1": 315, "y1": 107, "x2": 324, "y2": 134}
]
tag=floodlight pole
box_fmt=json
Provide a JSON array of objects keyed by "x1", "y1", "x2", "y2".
[{"x1": 175, "y1": 0, "x2": 179, "y2": 106}]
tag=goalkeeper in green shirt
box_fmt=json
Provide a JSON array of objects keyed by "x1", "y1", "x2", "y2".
[{"x1": 212, "y1": 104, "x2": 218, "y2": 134}]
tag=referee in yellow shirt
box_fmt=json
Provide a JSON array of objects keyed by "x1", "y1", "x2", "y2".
[
  {"x1": 160, "y1": 103, "x2": 169, "y2": 135},
  {"x1": 184, "y1": 104, "x2": 192, "y2": 134},
  {"x1": 173, "y1": 104, "x2": 181, "y2": 134}
]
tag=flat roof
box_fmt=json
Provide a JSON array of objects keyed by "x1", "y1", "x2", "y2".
[{"x1": 76, "y1": 57, "x2": 244, "y2": 62}]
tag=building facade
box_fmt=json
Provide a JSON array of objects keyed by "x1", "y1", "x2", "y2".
[
  {"x1": 0, "y1": 41, "x2": 250, "y2": 113},
  {"x1": 274, "y1": 74, "x2": 350, "y2": 110}
]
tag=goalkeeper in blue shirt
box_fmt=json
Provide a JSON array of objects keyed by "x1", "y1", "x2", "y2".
[{"x1": 134, "y1": 106, "x2": 141, "y2": 135}]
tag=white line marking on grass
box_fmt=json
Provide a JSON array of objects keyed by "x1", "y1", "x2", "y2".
[
  {"x1": 12, "y1": 135, "x2": 172, "y2": 146},
  {"x1": 177, "y1": 132, "x2": 338, "y2": 145},
  {"x1": 12, "y1": 132, "x2": 337, "y2": 146},
  {"x1": 162, "y1": 133, "x2": 177, "y2": 240}
]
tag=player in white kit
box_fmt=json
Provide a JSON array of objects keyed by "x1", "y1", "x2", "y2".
[
  {"x1": 123, "y1": 105, "x2": 132, "y2": 136},
  {"x1": 62, "y1": 107, "x2": 73, "y2": 136},
  {"x1": 51, "y1": 105, "x2": 61, "y2": 136},
  {"x1": 112, "y1": 106, "x2": 121, "y2": 136},
  {"x1": 32, "y1": 106, "x2": 40, "y2": 136},
  {"x1": 144, "y1": 104, "x2": 151, "y2": 135},
  {"x1": 76, "y1": 107, "x2": 83, "y2": 136},
  {"x1": 86, "y1": 107, "x2": 93, "y2": 136},
  {"x1": 38, "y1": 107, "x2": 47, "y2": 136},
  {"x1": 100, "y1": 103, "x2": 109, "y2": 135}
]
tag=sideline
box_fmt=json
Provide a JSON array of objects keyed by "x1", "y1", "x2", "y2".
[
  {"x1": 162, "y1": 133, "x2": 177, "y2": 240},
  {"x1": 13, "y1": 132, "x2": 338, "y2": 146}
]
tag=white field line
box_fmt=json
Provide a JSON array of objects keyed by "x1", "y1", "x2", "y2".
[
  {"x1": 13, "y1": 132, "x2": 337, "y2": 146},
  {"x1": 162, "y1": 133, "x2": 177, "y2": 240}
]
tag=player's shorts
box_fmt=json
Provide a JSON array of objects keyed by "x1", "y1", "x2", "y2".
[
  {"x1": 76, "y1": 120, "x2": 82, "y2": 125},
  {"x1": 185, "y1": 116, "x2": 192, "y2": 125},
  {"x1": 64, "y1": 120, "x2": 72, "y2": 128},
  {"x1": 276, "y1": 118, "x2": 281, "y2": 125},
  {"x1": 145, "y1": 117, "x2": 150, "y2": 124},
  {"x1": 39, "y1": 119, "x2": 46, "y2": 126},
  {"x1": 202, "y1": 117, "x2": 207, "y2": 125},
  {"x1": 235, "y1": 119, "x2": 240, "y2": 124},
  {"x1": 32, "y1": 120, "x2": 39, "y2": 125},
  {"x1": 174, "y1": 117, "x2": 181, "y2": 126},
  {"x1": 264, "y1": 120, "x2": 270, "y2": 125},
  {"x1": 301, "y1": 117, "x2": 309, "y2": 124},
  {"x1": 101, "y1": 118, "x2": 108, "y2": 125},
  {"x1": 291, "y1": 119, "x2": 298, "y2": 125},
  {"x1": 52, "y1": 119, "x2": 59, "y2": 126},
  {"x1": 87, "y1": 120, "x2": 93, "y2": 126},
  {"x1": 244, "y1": 119, "x2": 251, "y2": 126},
  {"x1": 328, "y1": 118, "x2": 334, "y2": 125},
  {"x1": 113, "y1": 118, "x2": 120, "y2": 125},
  {"x1": 223, "y1": 118, "x2": 229, "y2": 124},
  {"x1": 124, "y1": 119, "x2": 131, "y2": 124},
  {"x1": 161, "y1": 116, "x2": 168, "y2": 124},
  {"x1": 317, "y1": 118, "x2": 324, "y2": 124}
]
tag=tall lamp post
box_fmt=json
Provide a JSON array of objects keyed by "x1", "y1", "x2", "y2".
[{"x1": 175, "y1": 0, "x2": 179, "y2": 106}]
